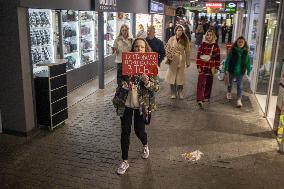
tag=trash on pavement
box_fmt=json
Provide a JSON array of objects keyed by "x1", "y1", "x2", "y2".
[{"x1": 181, "y1": 150, "x2": 204, "y2": 162}]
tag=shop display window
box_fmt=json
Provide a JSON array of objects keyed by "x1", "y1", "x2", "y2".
[
  {"x1": 117, "y1": 12, "x2": 132, "y2": 36},
  {"x1": 28, "y1": 9, "x2": 54, "y2": 76},
  {"x1": 153, "y1": 14, "x2": 164, "y2": 40},
  {"x1": 104, "y1": 12, "x2": 117, "y2": 56},
  {"x1": 79, "y1": 11, "x2": 96, "y2": 66},
  {"x1": 136, "y1": 14, "x2": 151, "y2": 37},
  {"x1": 61, "y1": 10, "x2": 80, "y2": 71}
]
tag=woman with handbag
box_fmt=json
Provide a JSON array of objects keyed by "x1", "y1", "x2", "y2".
[
  {"x1": 112, "y1": 25, "x2": 133, "y2": 86},
  {"x1": 112, "y1": 38, "x2": 159, "y2": 175},
  {"x1": 165, "y1": 25, "x2": 192, "y2": 99},
  {"x1": 224, "y1": 36, "x2": 251, "y2": 107},
  {"x1": 196, "y1": 30, "x2": 220, "y2": 108}
]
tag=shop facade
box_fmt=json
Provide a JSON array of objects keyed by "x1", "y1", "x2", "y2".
[
  {"x1": 0, "y1": 0, "x2": 151, "y2": 135},
  {"x1": 246, "y1": 0, "x2": 284, "y2": 136},
  {"x1": 136, "y1": 0, "x2": 165, "y2": 41}
]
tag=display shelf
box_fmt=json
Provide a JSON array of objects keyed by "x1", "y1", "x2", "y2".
[
  {"x1": 79, "y1": 11, "x2": 95, "y2": 65},
  {"x1": 29, "y1": 9, "x2": 55, "y2": 76},
  {"x1": 61, "y1": 10, "x2": 80, "y2": 71}
]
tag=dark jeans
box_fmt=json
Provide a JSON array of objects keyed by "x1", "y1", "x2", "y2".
[
  {"x1": 222, "y1": 34, "x2": 226, "y2": 43},
  {"x1": 117, "y1": 63, "x2": 123, "y2": 86},
  {"x1": 227, "y1": 74, "x2": 243, "y2": 99},
  {"x1": 197, "y1": 72, "x2": 214, "y2": 102},
  {"x1": 120, "y1": 107, "x2": 148, "y2": 160}
]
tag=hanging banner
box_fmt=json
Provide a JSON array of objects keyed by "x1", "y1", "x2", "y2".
[
  {"x1": 122, "y1": 52, "x2": 158, "y2": 76},
  {"x1": 94, "y1": 0, "x2": 118, "y2": 12}
]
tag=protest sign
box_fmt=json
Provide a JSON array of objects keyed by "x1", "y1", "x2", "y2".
[{"x1": 122, "y1": 52, "x2": 158, "y2": 76}]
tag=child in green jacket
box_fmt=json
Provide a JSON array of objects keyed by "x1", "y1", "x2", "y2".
[{"x1": 224, "y1": 36, "x2": 251, "y2": 107}]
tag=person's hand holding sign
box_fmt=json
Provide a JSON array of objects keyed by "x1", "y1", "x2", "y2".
[{"x1": 141, "y1": 73, "x2": 149, "y2": 86}]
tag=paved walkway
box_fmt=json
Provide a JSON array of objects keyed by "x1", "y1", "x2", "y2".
[{"x1": 1, "y1": 46, "x2": 284, "y2": 189}]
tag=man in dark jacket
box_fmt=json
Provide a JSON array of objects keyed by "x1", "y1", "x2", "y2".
[
  {"x1": 165, "y1": 21, "x2": 174, "y2": 43},
  {"x1": 146, "y1": 25, "x2": 165, "y2": 67}
]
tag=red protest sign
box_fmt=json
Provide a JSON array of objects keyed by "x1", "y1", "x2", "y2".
[{"x1": 122, "y1": 52, "x2": 158, "y2": 76}]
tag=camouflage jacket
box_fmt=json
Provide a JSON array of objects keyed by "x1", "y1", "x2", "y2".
[{"x1": 112, "y1": 76, "x2": 159, "y2": 117}]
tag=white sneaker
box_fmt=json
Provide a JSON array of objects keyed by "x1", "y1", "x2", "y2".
[
  {"x1": 117, "y1": 161, "x2": 129, "y2": 175},
  {"x1": 141, "y1": 145, "x2": 150, "y2": 159},
  {"x1": 178, "y1": 92, "x2": 184, "y2": 99},
  {"x1": 226, "y1": 93, "x2": 232, "y2": 100},
  {"x1": 171, "y1": 94, "x2": 176, "y2": 99},
  {"x1": 237, "y1": 99, "x2": 243, "y2": 107}
]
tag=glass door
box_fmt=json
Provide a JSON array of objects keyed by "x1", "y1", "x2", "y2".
[
  {"x1": 267, "y1": 0, "x2": 284, "y2": 125},
  {"x1": 255, "y1": 0, "x2": 281, "y2": 113}
]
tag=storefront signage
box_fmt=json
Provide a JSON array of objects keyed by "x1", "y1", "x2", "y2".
[
  {"x1": 122, "y1": 52, "x2": 158, "y2": 76},
  {"x1": 225, "y1": 2, "x2": 237, "y2": 13},
  {"x1": 95, "y1": 0, "x2": 117, "y2": 12},
  {"x1": 206, "y1": 3, "x2": 223, "y2": 8},
  {"x1": 149, "y1": 1, "x2": 164, "y2": 14}
]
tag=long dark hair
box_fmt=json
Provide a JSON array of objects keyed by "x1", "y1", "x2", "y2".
[
  {"x1": 174, "y1": 25, "x2": 189, "y2": 47},
  {"x1": 131, "y1": 38, "x2": 152, "y2": 52},
  {"x1": 232, "y1": 36, "x2": 249, "y2": 52}
]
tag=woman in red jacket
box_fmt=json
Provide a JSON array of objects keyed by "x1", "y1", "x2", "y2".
[{"x1": 196, "y1": 30, "x2": 220, "y2": 108}]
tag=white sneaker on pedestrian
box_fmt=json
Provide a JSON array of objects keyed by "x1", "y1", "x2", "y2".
[
  {"x1": 198, "y1": 101, "x2": 204, "y2": 108},
  {"x1": 117, "y1": 161, "x2": 129, "y2": 175},
  {"x1": 178, "y1": 92, "x2": 184, "y2": 99},
  {"x1": 237, "y1": 99, "x2": 243, "y2": 107},
  {"x1": 226, "y1": 93, "x2": 232, "y2": 100},
  {"x1": 141, "y1": 145, "x2": 149, "y2": 159},
  {"x1": 171, "y1": 94, "x2": 176, "y2": 99}
]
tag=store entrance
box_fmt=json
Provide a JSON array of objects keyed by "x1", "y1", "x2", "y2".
[{"x1": 255, "y1": 0, "x2": 282, "y2": 125}]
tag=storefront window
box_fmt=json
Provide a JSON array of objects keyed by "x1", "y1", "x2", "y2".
[
  {"x1": 255, "y1": 1, "x2": 280, "y2": 113},
  {"x1": 267, "y1": 1, "x2": 284, "y2": 125},
  {"x1": 29, "y1": 9, "x2": 54, "y2": 75},
  {"x1": 136, "y1": 14, "x2": 151, "y2": 37},
  {"x1": 104, "y1": 12, "x2": 133, "y2": 56},
  {"x1": 153, "y1": 14, "x2": 164, "y2": 40}
]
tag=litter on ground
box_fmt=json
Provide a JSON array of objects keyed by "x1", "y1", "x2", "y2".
[{"x1": 181, "y1": 150, "x2": 204, "y2": 162}]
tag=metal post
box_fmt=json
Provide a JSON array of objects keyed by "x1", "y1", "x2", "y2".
[
  {"x1": 132, "y1": 13, "x2": 136, "y2": 38},
  {"x1": 98, "y1": 11, "x2": 105, "y2": 89}
]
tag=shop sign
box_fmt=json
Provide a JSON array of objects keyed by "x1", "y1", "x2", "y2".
[
  {"x1": 225, "y1": 2, "x2": 237, "y2": 13},
  {"x1": 149, "y1": 1, "x2": 164, "y2": 14},
  {"x1": 95, "y1": 0, "x2": 117, "y2": 12},
  {"x1": 205, "y1": 3, "x2": 223, "y2": 9},
  {"x1": 122, "y1": 52, "x2": 158, "y2": 76}
]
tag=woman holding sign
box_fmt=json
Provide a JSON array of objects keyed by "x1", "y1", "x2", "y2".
[
  {"x1": 113, "y1": 25, "x2": 133, "y2": 86},
  {"x1": 165, "y1": 25, "x2": 192, "y2": 99},
  {"x1": 112, "y1": 38, "x2": 159, "y2": 175}
]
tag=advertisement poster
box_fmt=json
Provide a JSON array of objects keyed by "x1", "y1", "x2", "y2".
[{"x1": 122, "y1": 52, "x2": 158, "y2": 76}]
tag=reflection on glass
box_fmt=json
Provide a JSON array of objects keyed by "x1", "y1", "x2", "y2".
[{"x1": 255, "y1": 1, "x2": 279, "y2": 114}]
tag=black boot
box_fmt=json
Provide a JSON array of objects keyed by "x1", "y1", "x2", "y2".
[{"x1": 170, "y1": 84, "x2": 176, "y2": 99}]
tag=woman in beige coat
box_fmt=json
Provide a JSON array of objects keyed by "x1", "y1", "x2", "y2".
[{"x1": 165, "y1": 25, "x2": 192, "y2": 99}]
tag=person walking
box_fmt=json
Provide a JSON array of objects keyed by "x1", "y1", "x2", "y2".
[
  {"x1": 136, "y1": 24, "x2": 147, "y2": 38},
  {"x1": 165, "y1": 21, "x2": 174, "y2": 43},
  {"x1": 196, "y1": 30, "x2": 220, "y2": 108},
  {"x1": 224, "y1": 36, "x2": 251, "y2": 107},
  {"x1": 112, "y1": 38, "x2": 159, "y2": 175},
  {"x1": 195, "y1": 22, "x2": 204, "y2": 47},
  {"x1": 165, "y1": 25, "x2": 192, "y2": 99},
  {"x1": 221, "y1": 23, "x2": 227, "y2": 43},
  {"x1": 113, "y1": 25, "x2": 133, "y2": 86},
  {"x1": 146, "y1": 25, "x2": 165, "y2": 67}
]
